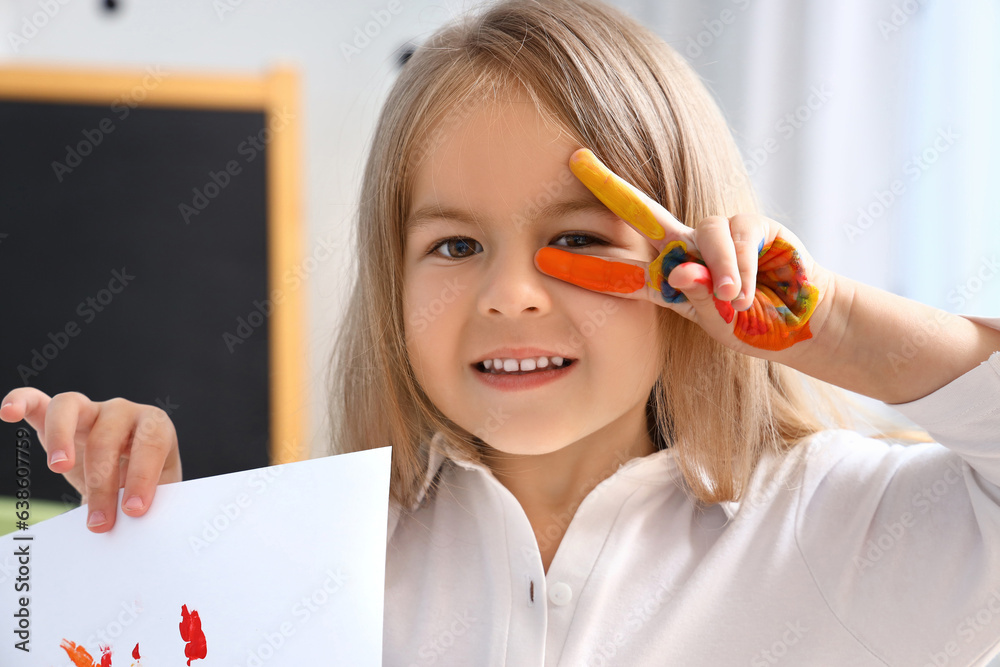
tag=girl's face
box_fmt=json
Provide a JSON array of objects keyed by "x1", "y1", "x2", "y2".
[{"x1": 403, "y1": 93, "x2": 663, "y2": 456}]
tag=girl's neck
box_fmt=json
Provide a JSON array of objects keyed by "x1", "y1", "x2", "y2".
[{"x1": 484, "y1": 402, "x2": 657, "y2": 569}]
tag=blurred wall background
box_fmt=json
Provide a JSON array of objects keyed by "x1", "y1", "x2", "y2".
[{"x1": 3, "y1": 0, "x2": 997, "y2": 453}]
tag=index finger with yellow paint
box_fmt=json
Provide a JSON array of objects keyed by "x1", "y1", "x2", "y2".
[
  {"x1": 567, "y1": 148, "x2": 689, "y2": 251},
  {"x1": 540, "y1": 148, "x2": 724, "y2": 309}
]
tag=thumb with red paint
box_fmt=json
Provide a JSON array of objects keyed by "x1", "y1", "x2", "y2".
[{"x1": 664, "y1": 260, "x2": 736, "y2": 325}]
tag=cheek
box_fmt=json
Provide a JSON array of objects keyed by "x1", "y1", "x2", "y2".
[
  {"x1": 403, "y1": 273, "x2": 467, "y2": 383},
  {"x1": 584, "y1": 298, "x2": 662, "y2": 377},
  {"x1": 402, "y1": 278, "x2": 434, "y2": 376}
]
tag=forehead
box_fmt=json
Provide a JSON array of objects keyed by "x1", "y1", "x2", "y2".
[{"x1": 406, "y1": 95, "x2": 604, "y2": 228}]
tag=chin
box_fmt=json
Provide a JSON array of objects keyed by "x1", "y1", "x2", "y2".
[{"x1": 472, "y1": 424, "x2": 579, "y2": 456}]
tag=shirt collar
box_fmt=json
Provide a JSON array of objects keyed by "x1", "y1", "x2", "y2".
[{"x1": 409, "y1": 431, "x2": 742, "y2": 520}]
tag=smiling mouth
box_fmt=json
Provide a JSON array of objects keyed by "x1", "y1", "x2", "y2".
[{"x1": 473, "y1": 358, "x2": 577, "y2": 375}]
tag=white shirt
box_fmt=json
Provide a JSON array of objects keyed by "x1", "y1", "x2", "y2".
[{"x1": 384, "y1": 315, "x2": 1000, "y2": 667}]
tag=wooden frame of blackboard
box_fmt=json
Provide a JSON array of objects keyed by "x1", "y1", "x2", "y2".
[{"x1": 0, "y1": 64, "x2": 307, "y2": 466}]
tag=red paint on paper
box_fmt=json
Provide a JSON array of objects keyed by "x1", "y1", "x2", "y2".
[{"x1": 179, "y1": 604, "x2": 208, "y2": 664}]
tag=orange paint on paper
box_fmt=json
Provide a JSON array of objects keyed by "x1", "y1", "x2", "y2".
[
  {"x1": 536, "y1": 247, "x2": 646, "y2": 293},
  {"x1": 59, "y1": 639, "x2": 111, "y2": 667},
  {"x1": 569, "y1": 149, "x2": 665, "y2": 241},
  {"x1": 179, "y1": 604, "x2": 208, "y2": 665}
]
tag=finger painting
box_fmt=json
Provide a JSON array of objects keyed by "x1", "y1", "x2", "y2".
[
  {"x1": 0, "y1": 448, "x2": 391, "y2": 666},
  {"x1": 535, "y1": 247, "x2": 647, "y2": 294},
  {"x1": 60, "y1": 606, "x2": 206, "y2": 666},
  {"x1": 179, "y1": 604, "x2": 208, "y2": 665},
  {"x1": 568, "y1": 147, "x2": 665, "y2": 241},
  {"x1": 646, "y1": 239, "x2": 737, "y2": 324},
  {"x1": 548, "y1": 148, "x2": 820, "y2": 351},
  {"x1": 732, "y1": 236, "x2": 818, "y2": 350}
]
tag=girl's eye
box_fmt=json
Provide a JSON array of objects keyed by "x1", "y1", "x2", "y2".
[
  {"x1": 426, "y1": 232, "x2": 607, "y2": 260},
  {"x1": 428, "y1": 237, "x2": 483, "y2": 259},
  {"x1": 553, "y1": 232, "x2": 607, "y2": 248}
]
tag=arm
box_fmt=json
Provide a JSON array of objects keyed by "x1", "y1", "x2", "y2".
[
  {"x1": 784, "y1": 273, "x2": 1000, "y2": 404},
  {"x1": 538, "y1": 149, "x2": 1000, "y2": 408}
]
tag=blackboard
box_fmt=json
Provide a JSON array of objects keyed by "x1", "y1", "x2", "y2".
[{"x1": 0, "y1": 65, "x2": 306, "y2": 505}]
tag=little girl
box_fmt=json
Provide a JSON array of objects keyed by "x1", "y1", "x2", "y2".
[{"x1": 4, "y1": 0, "x2": 1000, "y2": 664}]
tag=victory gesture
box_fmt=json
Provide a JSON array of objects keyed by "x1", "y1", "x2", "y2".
[{"x1": 535, "y1": 148, "x2": 835, "y2": 355}]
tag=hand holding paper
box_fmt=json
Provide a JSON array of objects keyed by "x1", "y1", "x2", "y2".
[{"x1": 0, "y1": 387, "x2": 182, "y2": 532}]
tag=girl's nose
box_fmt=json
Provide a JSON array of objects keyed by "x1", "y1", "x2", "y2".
[{"x1": 477, "y1": 248, "x2": 553, "y2": 317}]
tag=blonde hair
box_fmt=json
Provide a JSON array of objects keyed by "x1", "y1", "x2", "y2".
[{"x1": 324, "y1": 0, "x2": 931, "y2": 511}]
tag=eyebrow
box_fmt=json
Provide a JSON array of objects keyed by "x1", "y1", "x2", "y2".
[{"x1": 404, "y1": 197, "x2": 616, "y2": 234}]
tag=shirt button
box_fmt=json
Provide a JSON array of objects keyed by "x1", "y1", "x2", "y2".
[{"x1": 549, "y1": 582, "x2": 573, "y2": 606}]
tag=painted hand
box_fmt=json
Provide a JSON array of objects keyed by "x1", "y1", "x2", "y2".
[{"x1": 534, "y1": 148, "x2": 833, "y2": 354}]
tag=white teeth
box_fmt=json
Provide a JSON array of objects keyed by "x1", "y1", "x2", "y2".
[{"x1": 479, "y1": 355, "x2": 570, "y2": 373}]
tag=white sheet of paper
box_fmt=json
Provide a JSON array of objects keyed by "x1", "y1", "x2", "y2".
[{"x1": 0, "y1": 446, "x2": 391, "y2": 666}]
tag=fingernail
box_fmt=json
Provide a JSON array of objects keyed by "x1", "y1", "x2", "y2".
[
  {"x1": 87, "y1": 511, "x2": 107, "y2": 527},
  {"x1": 49, "y1": 450, "x2": 68, "y2": 465},
  {"x1": 1, "y1": 402, "x2": 12, "y2": 410},
  {"x1": 124, "y1": 496, "x2": 144, "y2": 512},
  {"x1": 714, "y1": 276, "x2": 734, "y2": 296}
]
